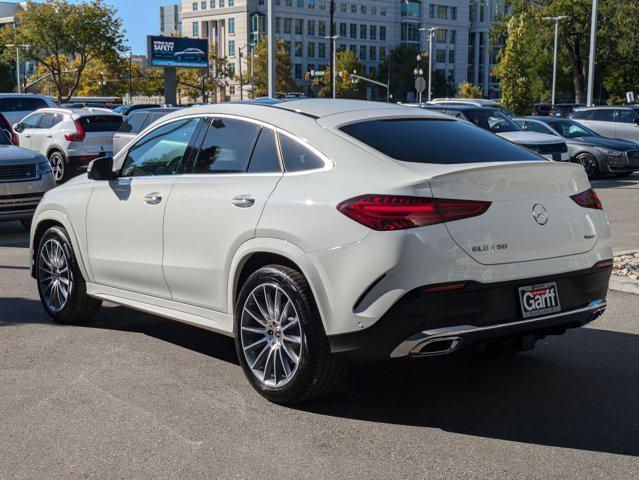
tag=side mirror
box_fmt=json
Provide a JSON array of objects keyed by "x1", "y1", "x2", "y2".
[
  {"x1": 88, "y1": 156, "x2": 116, "y2": 181},
  {"x1": 1, "y1": 129, "x2": 13, "y2": 144},
  {"x1": 12, "y1": 123, "x2": 21, "y2": 133}
]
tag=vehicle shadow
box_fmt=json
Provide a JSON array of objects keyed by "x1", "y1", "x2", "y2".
[
  {"x1": 592, "y1": 175, "x2": 639, "y2": 189},
  {"x1": 0, "y1": 222, "x2": 29, "y2": 248},
  {"x1": 302, "y1": 326, "x2": 639, "y2": 457},
  {"x1": 3, "y1": 296, "x2": 638, "y2": 457}
]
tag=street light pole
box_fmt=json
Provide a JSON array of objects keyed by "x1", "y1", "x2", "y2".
[
  {"x1": 426, "y1": 27, "x2": 439, "y2": 102},
  {"x1": 325, "y1": 35, "x2": 342, "y2": 99},
  {"x1": 250, "y1": 43, "x2": 255, "y2": 99},
  {"x1": 542, "y1": 16, "x2": 570, "y2": 106},
  {"x1": 5, "y1": 44, "x2": 29, "y2": 93},
  {"x1": 267, "y1": 0, "x2": 275, "y2": 97},
  {"x1": 329, "y1": 0, "x2": 335, "y2": 98},
  {"x1": 586, "y1": 0, "x2": 598, "y2": 106}
]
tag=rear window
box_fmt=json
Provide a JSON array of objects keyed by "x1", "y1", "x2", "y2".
[
  {"x1": 119, "y1": 112, "x2": 148, "y2": 134},
  {"x1": 340, "y1": 118, "x2": 543, "y2": 164},
  {"x1": 78, "y1": 115, "x2": 122, "y2": 132},
  {"x1": 0, "y1": 97, "x2": 49, "y2": 112}
]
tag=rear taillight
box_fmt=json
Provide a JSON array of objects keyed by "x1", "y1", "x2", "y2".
[
  {"x1": 336, "y1": 195, "x2": 491, "y2": 231},
  {"x1": 570, "y1": 188, "x2": 602, "y2": 210},
  {"x1": 65, "y1": 120, "x2": 86, "y2": 141}
]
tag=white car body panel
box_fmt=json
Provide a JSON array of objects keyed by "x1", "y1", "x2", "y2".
[{"x1": 30, "y1": 100, "x2": 613, "y2": 342}]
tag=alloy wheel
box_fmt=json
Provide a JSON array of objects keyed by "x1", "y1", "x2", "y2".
[
  {"x1": 240, "y1": 283, "x2": 304, "y2": 388},
  {"x1": 49, "y1": 153, "x2": 65, "y2": 182},
  {"x1": 38, "y1": 238, "x2": 73, "y2": 313},
  {"x1": 578, "y1": 155, "x2": 598, "y2": 178}
]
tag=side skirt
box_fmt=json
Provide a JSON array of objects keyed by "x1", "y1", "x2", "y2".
[{"x1": 86, "y1": 283, "x2": 234, "y2": 337}]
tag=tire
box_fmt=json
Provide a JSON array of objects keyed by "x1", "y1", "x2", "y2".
[
  {"x1": 20, "y1": 218, "x2": 32, "y2": 230},
  {"x1": 234, "y1": 265, "x2": 347, "y2": 405},
  {"x1": 48, "y1": 150, "x2": 67, "y2": 183},
  {"x1": 575, "y1": 153, "x2": 600, "y2": 179},
  {"x1": 35, "y1": 226, "x2": 102, "y2": 324}
]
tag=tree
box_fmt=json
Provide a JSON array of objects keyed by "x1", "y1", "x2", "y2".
[
  {"x1": 492, "y1": 13, "x2": 537, "y2": 114},
  {"x1": 457, "y1": 82, "x2": 484, "y2": 98},
  {"x1": 248, "y1": 37, "x2": 298, "y2": 97},
  {"x1": 376, "y1": 44, "x2": 422, "y2": 102},
  {"x1": 0, "y1": 0, "x2": 125, "y2": 102},
  {"x1": 312, "y1": 50, "x2": 365, "y2": 99},
  {"x1": 0, "y1": 56, "x2": 14, "y2": 92}
]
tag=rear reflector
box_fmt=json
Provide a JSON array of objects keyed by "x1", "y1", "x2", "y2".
[
  {"x1": 424, "y1": 282, "x2": 468, "y2": 293},
  {"x1": 570, "y1": 188, "x2": 602, "y2": 210},
  {"x1": 337, "y1": 195, "x2": 491, "y2": 231},
  {"x1": 594, "y1": 260, "x2": 613, "y2": 270}
]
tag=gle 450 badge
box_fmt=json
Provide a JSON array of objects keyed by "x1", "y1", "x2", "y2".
[{"x1": 518, "y1": 282, "x2": 561, "y2": 319}]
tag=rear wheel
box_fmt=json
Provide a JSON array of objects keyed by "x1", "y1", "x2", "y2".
[
  {"x1": 575, "y1": 153, "x2": 600, "y2": 179},
  {"x1": 48, "y1": 151, "x2": 67, "y2": 183},
  {"x1": 234, "y1": 265, "x2": 347, "y2": 404},
  {"x1": 36, "y1": 226, "x2": 102, "y2": 324}
]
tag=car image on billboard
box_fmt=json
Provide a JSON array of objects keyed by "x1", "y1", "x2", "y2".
[{"x1": 147, "y1": 36, "x2": 209, "y2": 69}]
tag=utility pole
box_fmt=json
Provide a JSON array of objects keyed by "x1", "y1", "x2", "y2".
[
  {"x1": 250, "y1": 42, "x2": 255, "y2": 99},
  {"x1": 5, "y1": 44, "x2": 29, "y2": 93},
  {"x1": 543, "y1": 16, "x2": 570, "y2": 106},
  {"x1": 128, "y1": 53, "x2": 133, "y2": 105},
  {"x1": 267, "y1": 0, "x2": 275, "y2": 97},
  {"x1": 329, "y1": 0, "x2": 335, "y2": 97},
  {"x1": 239, "y1": 48, "x2": 244, "y2": 100},
  {"x1": 426, "y1": 27, "x2": 439, "y2": 102},
  {"x1": 586, "y1": 0, "x2": 598, "y2": 106},
  {"x1": 325, "y1": 35, "x2": 341, "y2": 98}
]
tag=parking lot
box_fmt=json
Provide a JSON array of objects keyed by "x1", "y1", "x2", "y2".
[{"x1": 1, "y1": 174, "x2": 638, "y2": 479}]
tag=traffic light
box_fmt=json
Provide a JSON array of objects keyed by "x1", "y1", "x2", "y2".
[{"x1": 304, "y1": 72, "x2": 311, "y2": 81}]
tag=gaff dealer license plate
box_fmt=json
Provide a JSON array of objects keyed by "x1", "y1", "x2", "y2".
[{"x1": 518, "y1": 282, "x2": 561, "y2": 319}]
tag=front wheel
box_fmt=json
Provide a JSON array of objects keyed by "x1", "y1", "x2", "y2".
[
  {"x1": 48, "y1": 151, "x2": 67, "y2": 183},
  {"x1": 36, "y1": 226, "x2": 102, "y2": 324},
  {"x1": 575, "y1": 153, "x2": 600, "y2": 179},
  {"x1": 234, "y1": 265, "x2": 347, "y2": 405}
]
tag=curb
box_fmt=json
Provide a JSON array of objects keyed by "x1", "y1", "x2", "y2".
[{"x1": 610, "y1": 250, "x2": 639, "y2": 295}]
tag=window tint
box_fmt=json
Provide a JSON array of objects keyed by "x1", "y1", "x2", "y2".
[
  {"x1": 20, "y1": 113, "x2": 43, "y2": 129},
  {"x1": 141, "y1": 112, "x2": 169, "y2": 130},
  {"x1": 120, "y1": 118, "x2": 199, "y2": 177},
  {"x1": 119, "y1": 112, "x2": 148, "y2": 133},
  {"x1": 616, "y1": 109, "x2": 638, "y2": 123},
  {"x1": 248, "y1": 128, "x2": 281, "y2": 173},
  {"x1": 78, "y1": 115, "x2": 122, "y2": 132},
  {"x1": 340, "y1": 118, "x2": 543, "y2": 164},
  {"x1": 190, "y1": 118, "x2": 261, "y2": 174},
  {"x1": 279, "y1": 134, "x2": 325, "y2": 171},
  {"x1": 39, "y1": 113, "x2": 62, "y2": 129},
  {"x1": 464, "y1": 109, "x2": 520, "y2": 133},
  {"x1": 0, "y1": 97, "x2": 48, "y2": 112},
  {"x1": 547, "y1": 120, "x2": 598, "y2": 138},
  {"x1": 570, "y1": 110, "x2": 589, "y2": 120},
  {"x1": 590, "y1": 109, "x2": 615, "y2": 121},
  {"x1": 524, "y1": 121, "x2": 554, "y2": 135}
]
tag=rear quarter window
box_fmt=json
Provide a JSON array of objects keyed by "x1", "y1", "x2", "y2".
[
  {"x1": 339, "y1": 118, "x2": 543, "y2": 164},
  {"x1": 79, "y1": 115, "x2": 122, "y2": 132},
  {"x1": 119, "y1": 112, "x2": 148, "y2": 134}
]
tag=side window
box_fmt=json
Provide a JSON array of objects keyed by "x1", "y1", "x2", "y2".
[
  {"x1": 20, "y1": 113, "x2": 43, "y2": 129},
  {"x1": 616, "y1": 110, "x2": 638, "y2": 123},
  {"x1": 590, "y1": 109, "x2": 615, "y2": 121},
  {"x1": 279, "y1": 133, "x2": 325, "y2": 172},
  {"x1": 119, "y1": 112, "x2": 148, "y2": 134},
  {"x1": 247, "y1": 128, "x2": 281, "y2": 173},
  {"x1": 527, "y1": 121, "x2": 555, "y2": 135},
  {"x1": 120, "y1": 118, "x2": 200, "y2": 177},
  {"x1": 190, "y1": 118, "x2": 261, "y2": 174},
  {"x1": 571, "y1": 110, "x2": 589, "y2": 120},
  {"x1": 39, "y1": 113, "x2": 62, "y2": 129},
  {"x1": 141, "y1": 112, "x2": 168, "y2": 130}
]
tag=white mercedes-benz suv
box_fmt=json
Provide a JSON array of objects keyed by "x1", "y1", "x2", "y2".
[{"x1": 30, "y1": 100, "x2": 612, "y2": 404}]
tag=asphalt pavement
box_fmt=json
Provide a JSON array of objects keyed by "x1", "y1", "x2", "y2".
[{"x1": 1, "y1": 173, "x2": 638, "y2": 479}]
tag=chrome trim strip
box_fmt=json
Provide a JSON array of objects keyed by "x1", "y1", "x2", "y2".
[{"x1": 390, "y1": 299, "x2": 607, "y2": 358}]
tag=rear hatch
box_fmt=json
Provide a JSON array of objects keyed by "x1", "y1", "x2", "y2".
[
  {"x1": 424, "y1": 161, "x2": 598, "y2": 265},
  {"x1": 78, "y1": 115, "x2": 122, "y2": 155}
]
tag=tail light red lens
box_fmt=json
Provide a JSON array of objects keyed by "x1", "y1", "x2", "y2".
[
  {"x1": 337, "y1": 195, "x2": 491, "y2": 231},
  {"x1": 570, "y1": 188, "x2": 602, "y2": 210},
  {"x1": 65, "y1": 120, "x2": 86, "y2": 142}
]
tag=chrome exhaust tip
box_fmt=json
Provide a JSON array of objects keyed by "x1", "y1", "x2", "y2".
[{"x1": 409, "y1": 336, "x2": 463, "y2": 357}]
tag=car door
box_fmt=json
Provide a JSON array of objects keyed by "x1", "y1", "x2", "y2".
[
  {"x1": 30, "y1": 112, "x2": 60, "y2": 154},
  {"x1": 585, "y1": 109, "x2": 616, "y2": 137},
  {"x1": 163, "y1": 117, "x2": 283, "y2": 312},
  {"x1": 15, "y1": 112, "x2": 43, "y2": 149},
  {"x1": 86, "y1": 116, "x2": 202, "y2": 298},
  {"x1": 614, "y1": 109, "x2": 639, "y2": 143}
]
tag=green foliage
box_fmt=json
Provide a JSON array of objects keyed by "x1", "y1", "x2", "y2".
[
  {"x1": 457, "y1": 82, "x2": 484, "y2": 98},
  {"x1": 248, "y1": 37, "x2": 299, "y2": 97},
  {"x1": 376, "y1": 44, "x2": 421, "y2": 102},
  {"x1": 0, "y1": 0, "x2": 125, "y2": 102},
  {"x1": 312, "y1": 50, "x2": 365, "y2": 99}
]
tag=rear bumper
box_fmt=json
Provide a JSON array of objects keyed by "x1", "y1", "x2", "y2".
[{"x1": 327, "y1": 265, "x2": 611, "y2": 362}]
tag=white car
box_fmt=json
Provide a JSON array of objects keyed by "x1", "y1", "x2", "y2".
[
  {"x1": 29, "y1": 100, "x2": 612, "y2": 404},
  {"x1": 0, "y1": 93, "x2": 58, "y2": 125},
  {"x1": 14, "y1": 108, "x2": 122, "y2": 182}
]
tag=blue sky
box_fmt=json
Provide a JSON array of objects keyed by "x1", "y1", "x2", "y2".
[{"x1": 69, "y1": 0, "x2": 169, "y2": 54}]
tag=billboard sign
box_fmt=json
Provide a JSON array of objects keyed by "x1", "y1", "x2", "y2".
[{"x1": 147, "y1": 36, "x2": 209, "y2": 69}]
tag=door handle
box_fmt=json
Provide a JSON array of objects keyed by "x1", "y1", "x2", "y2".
[
  {"x1": 144, "y1": 193, "x2": 163, "y2": 205},
  {"x1": 46, "y1": 135, "x2": 53, "y2": 138},
  {"x1": 24, "y1": 134, "x2": 31, "y2": 138},
  {"x1": 232, "y1": 195, "x2": 255, "y2": 208}
]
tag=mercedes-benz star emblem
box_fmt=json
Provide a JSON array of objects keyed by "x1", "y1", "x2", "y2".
[{"x1": 532, "y1": 204, "x2": 549, "y2": 225}]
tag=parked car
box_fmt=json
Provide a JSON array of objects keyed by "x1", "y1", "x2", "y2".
[
  {"x1": 0, "y1": 93, "x2": 58, "y2": 125},
  {"x1": 13, "y1": 108, "x2": 122, "y2": 183},
  {"x1": 515, "y1": 116, "x2": 639, "y2": 179},
  {"x1": 30, "y1": 99, "x2": 611, "y2": 404},
  {"x1": 0, "y1": 112, "x2": 19, "y2": 146},
  {"x1": 429, "y1": 97, "x2": 515, "y2": 116},
  {"x1": 532, "y1": 103, "x2": 552, "y2": 116},
  {"x1": 570, "y1": 105, "x2": 639, "y2": 143},
  {"x1": 0, "y1": 125, "x2": 55, "y2": 229},
  {"x1": 112, "y1": 104, "x2": 162, "y2": 116},
  {"x1": 550, "y1": 103, "x2": 584, "y2": 117},
  {"x1": 420, "y1": 105, "x2": 570, "y2": 161},
  {"x1": 112, "y1": 107, "x2": 181, "y2": 155},
  {"x1": 174, "y1": 48, "x2": 206, "y2": 62},
  {"x1": 61, "y1": 102, "x2": 111, "y2": 110}
]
